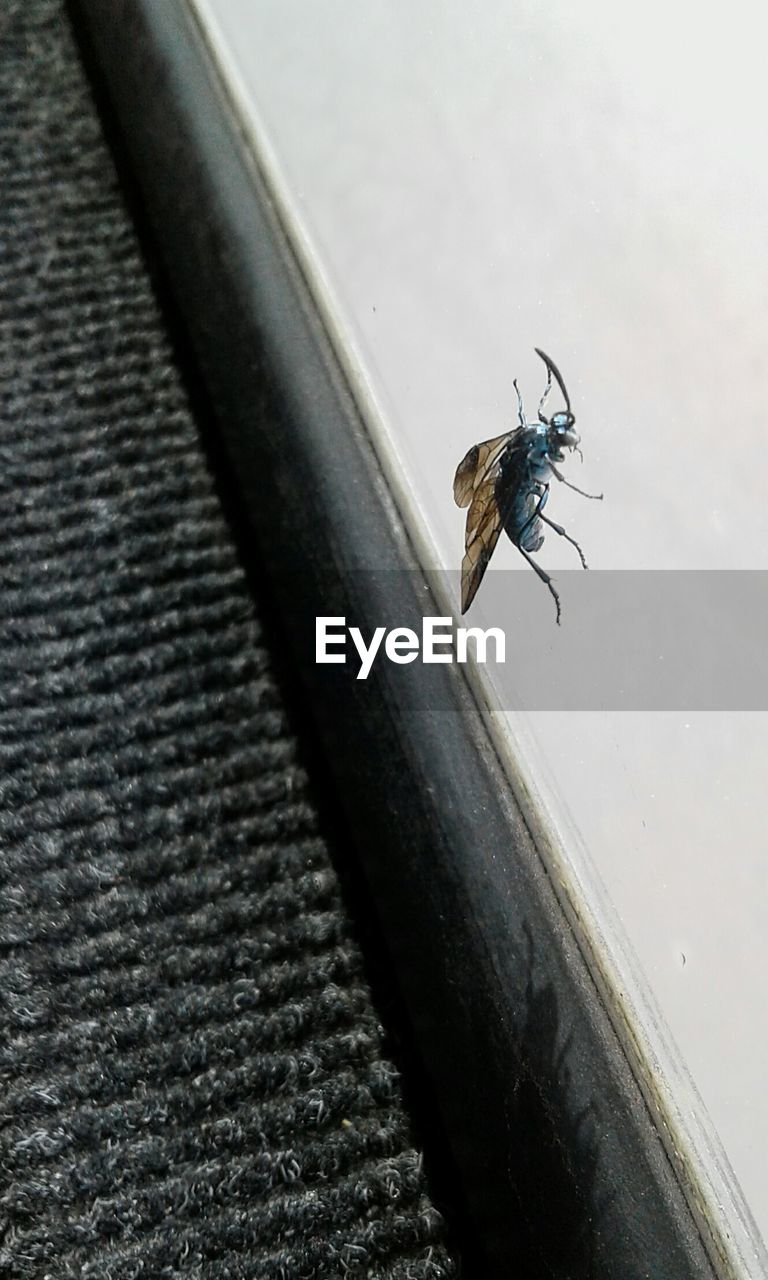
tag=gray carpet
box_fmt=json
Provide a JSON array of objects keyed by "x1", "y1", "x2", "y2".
[{"x1": 0, "y1": 3, "x2": 458, "y2": 1275}]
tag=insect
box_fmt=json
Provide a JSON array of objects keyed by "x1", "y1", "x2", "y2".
[{"x1": 453, "y1": 348, "x2": 602, "y2": 623}]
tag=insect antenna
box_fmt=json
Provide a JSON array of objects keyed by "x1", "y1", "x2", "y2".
[
  {"x1": 513, "y1": 377, "x2": 525, "y2": 427},
  {"x1": 537, "y1": 365, "x2": 553, "y2": 423},
  {"x1": 534, "y1": 348, "x2": 572, "y2": 418}
]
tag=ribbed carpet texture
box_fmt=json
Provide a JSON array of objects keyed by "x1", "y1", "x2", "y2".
[{"x1": 0, "y1": 3, "x2": 458, "y2": 1276}]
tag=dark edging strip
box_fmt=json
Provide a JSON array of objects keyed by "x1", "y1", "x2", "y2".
[{"x1": 67, "y1": 3, "x2": 719, "y2": 1276}]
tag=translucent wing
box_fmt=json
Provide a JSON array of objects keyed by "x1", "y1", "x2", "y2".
[
  {"x1": 453, "y1": 433, "x2": 511, "y2": 508},
  {"x1": 454, "y1": 431, "x2": 518, "y2": 613},
  {"x1": 459, "y1": 469, "x2": 506, "y2": 613}
]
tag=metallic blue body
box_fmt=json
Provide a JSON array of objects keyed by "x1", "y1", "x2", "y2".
[
  {"x1": 455, "y1": 349, "x2": 602, "y2": 622},
  {"x1": 494, "y1": 354, "x2": 601, "y2": 621},
  {"x1": 501, "y1": 423, "x2": 552, "y2": 553}
]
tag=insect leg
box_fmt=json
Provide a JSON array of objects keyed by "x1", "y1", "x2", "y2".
[
  {"x1": 549, "y1": 460, "x2": 603, "y2": 500},
  {"x1": 539, "y1": 513, "x2": 589, "y2": 570},
  {"x1": 516, "y1": 544, "x2": 562, "y2": 625},
  {"x1": 513, "y1": 378, "x2": 525, "y2": 427},
  {"x1": 538, "y1": 366, "x2": 553, "y2": 423}
]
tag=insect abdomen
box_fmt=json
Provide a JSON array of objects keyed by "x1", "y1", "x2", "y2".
[
  {"x1": 507, "y1": 488, "x2": 543, "y2": 551},
  {"x1": 520, "y1": 519, "x2": 544, "y2": 552}
]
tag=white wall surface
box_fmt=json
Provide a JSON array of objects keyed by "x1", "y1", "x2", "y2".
[{"x1": 191, "y1": 1, "x2": 768, "y2": 1270}]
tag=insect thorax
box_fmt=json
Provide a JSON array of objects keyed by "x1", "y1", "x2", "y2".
[{"x1": 522, "y1": 424, "x2": 553, "y2": 482}]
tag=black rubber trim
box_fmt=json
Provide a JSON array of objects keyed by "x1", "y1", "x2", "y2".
[{"x1": 68, "y1": 3, "x2": 720, "y2": 1277}]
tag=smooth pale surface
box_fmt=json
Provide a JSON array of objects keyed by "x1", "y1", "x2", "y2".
[{"x1": 192, "y1": 0, "x2": 768, "y2": 1263}]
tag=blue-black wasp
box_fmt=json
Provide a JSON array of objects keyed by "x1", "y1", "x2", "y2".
[{"x1": 453, "y1": 349, "x2": 602, "y2": 623}]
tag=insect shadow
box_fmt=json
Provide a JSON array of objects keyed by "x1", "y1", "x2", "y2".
[
  {"x1": 503, "y1": 923, "x2": 608, "y2": 1279},
  {"x1": 454, "y1": 349, "x2": 602, "y2": 623}
]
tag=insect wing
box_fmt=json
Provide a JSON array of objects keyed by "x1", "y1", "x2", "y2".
[
  {"x1": 458, "y1": 428, "x2": 534, "y2": 612},
  {"x1": 460, "y1": 467, "x2": 507, "y2": 613},
  {"x1": 453, "y1": 432, "x2": 510, "y2": 508}
]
